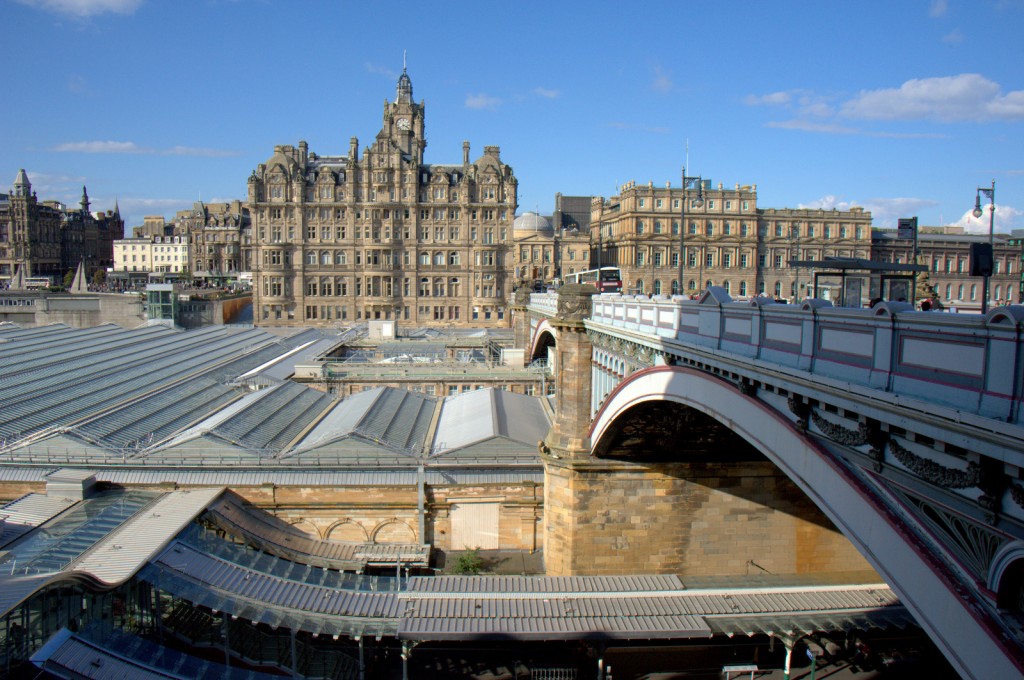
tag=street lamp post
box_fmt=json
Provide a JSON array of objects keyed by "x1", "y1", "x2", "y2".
[
  {"x1": 678, "y1": 168, "x2": 704, "y2": 297},
  {"x1": 973, "y1": 180, "x2": 996, "y2": 314}
]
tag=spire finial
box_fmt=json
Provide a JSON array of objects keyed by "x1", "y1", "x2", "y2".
[{"x1": 403, "y1": 49, "x2": 407, "y2": 72}]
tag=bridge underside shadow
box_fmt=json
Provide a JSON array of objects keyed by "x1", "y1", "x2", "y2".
[
  {"x1": 554, "y1": 398, "x2": 873, "y2": 578},
  {"x1": 547, "y1": 364, "x2": 1020, "y2": 679}
]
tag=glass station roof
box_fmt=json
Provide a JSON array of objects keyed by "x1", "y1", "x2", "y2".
[{"x1": 0, "y1": 490, "x2": 158, "y2": 576}]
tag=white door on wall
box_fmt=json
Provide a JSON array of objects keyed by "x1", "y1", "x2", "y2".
[{"x1": 450, "y1": 502, "x2": 499, "y2": 550}]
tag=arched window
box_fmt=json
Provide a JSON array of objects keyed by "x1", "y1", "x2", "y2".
[
  {"x1": 995, "y1": 285, "x2": 1002, "y2": 301},
  {"x1": 688, "y1": 279, "x2": 696, "y2": 291},
  {"x1": 434, "y1": 252, "x2": 444, "y2": 266},
  {"x1": 321, "y1": 277, "x2": 333, "y2": 296},
  {"x1": 945, "y1": 284, "x2": 952, "y2": 300},
  {"x1": 335, "y1": 251, "x2": 346, "y2": 265},
  {"x1": 739, "y1": 281, "x2": 747, "y2": 296},
  {"x1": 433, "y1": 277, "x2": 445, "y2": 297},
  {"x1": 449, "y1": 251, "x2": 460, "y2": 266},
  {"x1": 653, "y1": 280, "x2": 662, "y2": 295},
  {"x1": 958, "y1": 284, "x2": 964, "y2": 300},
  {"x1": 635, "y1": 279, "x2": 644, "y2": 294},
  {"x1": 722, "y1": 280, "x2": 730, "y2": 294},
  {"x1": 774, "y1": 281, "x2": 782, "y2": 297},
  {"x1": 450, "y1": 277, "x2": 460, "y2": 296},
  {"x1": 705, "y1": 279, "x2": 712, "y2": 291},
  {"x1": 671, "y1": 280, "x2": 679, "y2": 295},
  {"x1": 306, "y1": 251, "x2": 317, "y2": 265},
  {"x1": 419, "y1": 252, "x2": 429, "y2": 266},
  {"x1": 971, "y1": 284, "x2": 977, "y2": 301},
  {"x1": 321, "y1": 251, "x2": 331, "y2": 265}
]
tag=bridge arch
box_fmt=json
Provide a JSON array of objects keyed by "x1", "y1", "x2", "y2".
[
  {"x1": 588, "y1": 365, "x2": 1019, "y2": 679},
  {"x1": 529, "y1": 318, "x2": 557, "y2": 362}
]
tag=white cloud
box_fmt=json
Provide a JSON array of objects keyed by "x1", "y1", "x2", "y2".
[
  {"x1": 941, "y1": 28, "x2": 965, "y2": 45},
  {"x1": 929, "y1": 0, "x2": 948, "y2": 18},
  {"x1": 953, "y1": 204, "x2": 1023, "y2": 234},
  {"x1": 533, "y1": 87, "x2": 559, "y2": 99},
  {"x1": 365, "y1": 62, "x2": 398, "y2": 79},
  {"x1": 744, "y1": 91, "x2": 792, "y2": 106},
  {"x1": 14, "y1": 0, "x2": 141, "y2": 17},
  {"x1": 53, "y1": 140, "x2": 142, "y2": 153},
  {"x1": 765, "y1": 120, "x2": 944, "y2": 139},
  {"x1": 651, "y1": 65, "x2": 673, "y2": 94},
  {"x1": 51, "y1": 140, "x2": 240, "y2": 157},
  {"x1": 465, "y1": 93, "x2": 501, "y2": 110},
  {"x1": 841, "y1": 74, "x2": 1024, "y2": 122},
  {"x1": 797, "y1": 195, "x2": 859, "y2": 212},
  {"x1": 858, "y1": 197, "x2": 941, "y2": 230}
]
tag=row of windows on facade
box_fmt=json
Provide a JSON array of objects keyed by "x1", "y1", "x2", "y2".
[
  {"x1": 261, "y1": 249, "x2": 505, "y2": 268},
  {"x1": 632, "y1": 279, "x2": 801, "y2": 297},
  {"x1": 121, "y1": 244, "x2": 186, "y2": 251},
  {"x1": 630, "y1": 220, "x2": 867, "y2": 240},
  {"x1": 631, "y1": 197, "x2": 753, "y2": 211},
  {"x1": 266, "y1": 184, "x2": 509, "y2": 203},
  {"x1": 631, "y1": 250, "x2": 865, "y2": 268},
  {"x1": 262, "y1": 276, "x2": 501, "y2": 299},
  {"x1": 263, "y1": 303, "x2": 505, "y2": 323},
  {"x1": 258, "y1": 222, "x2": 508, "y2": 243},
  {"x1": 520, "y1": 248, "x2": 588, "y2": 262},
  {"x1": 121, "y1": 254, "x2": 181, "y2": 262}
]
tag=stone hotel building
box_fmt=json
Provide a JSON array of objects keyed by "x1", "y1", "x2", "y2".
[
  {"x1": 592, "y1": 180, "x2": 872, "y2": 300},
  {"x1": 247, "y1": 69, "x2": 517, "y2": 327}
]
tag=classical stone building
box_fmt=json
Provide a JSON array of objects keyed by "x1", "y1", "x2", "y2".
[
  {"x1": 513, "y1": 209, "x2": 591, "y2": 286},
  {"x1": 591, "y1": 179, "x2": 872, "y2": 299},
  {"x1": 112, "y1": 235, "x2": 189, "y2": 275},
  {"x1": 247, "y1": 69, "x2": 517, "y2": 326},
  {"x1": 171, "y1": 200, "x2": 249, "y2": 282},
  {"x1": 0, "y1": 170, "x2": 123, "y2": 285},
  {"x1": 872, "y1": 226, "x2": 1022, "y2": 309},
  {"x1": 0, "y1": 170, "x2": 62, "y2": 282}
]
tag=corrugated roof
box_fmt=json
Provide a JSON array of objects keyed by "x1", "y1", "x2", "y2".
[
  {"x1": 204, "y1": 491, "x2": 429, "y2": 570},
  {"x1": 0, "y1": 492, "x2": 78, "y2": 547},
  {"x1": 74, "y1": 487, "x2": 225, "y2": 583},
  {"x1": 433, "y1": 388, "x2": 549, "y2": 455}
]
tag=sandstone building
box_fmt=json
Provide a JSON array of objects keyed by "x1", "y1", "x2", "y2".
[
  {"x1": 0, "y1": 170, "x2": 123, "y2": 284},
  {"x1": 591, "y1": 179, "x2": 872, "y2": 299},
  {"x1": 171, "y1": 199, "x2": 250, "y2": 281},
  {"x1": 247, "y1": 69, "x2": 517, "y2": 326},
  {"x1": 873, "y1": 226, "x2": 1021, "y2": 309}
]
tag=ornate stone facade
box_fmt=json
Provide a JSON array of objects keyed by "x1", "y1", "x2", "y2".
[
  {"x1": 591, "y1": 180, "x2": 872, "y2": 299},
  {"x1": 247, "y1": 69, "x2": 517, "y2": 326},
  {"x1": 873, "y1": 227, "x2": 1021, "y2": 309},
  {"x1": 172, "y1": 200, "x2": 250, "y2": 280},
  {"x1": 0, "y1": 171, "x2": 123, "y2": 284}
]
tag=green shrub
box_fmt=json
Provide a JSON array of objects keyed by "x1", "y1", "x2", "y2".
[{"x1": 451, "y1": 547, "x2": 486, "y2": 575}]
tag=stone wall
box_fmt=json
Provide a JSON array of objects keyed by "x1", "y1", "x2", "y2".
[
  {"x1": 0, "y1": 294, "x2": 145, "y2": 328},
  {"x1": 0, "y1": 479, "x2": 544, "y2": 552},
  {"x1": 544, "y1": 458, "x2": 873, "y2": 577}
]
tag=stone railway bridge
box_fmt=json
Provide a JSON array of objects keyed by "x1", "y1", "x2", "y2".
[{"x1": 511, "y1": 283, "x2": 1024, "y2": 680}]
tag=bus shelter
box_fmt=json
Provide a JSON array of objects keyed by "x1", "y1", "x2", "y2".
[{"x1": 788, "y1": 257, "x2": 927, "y2": 308}]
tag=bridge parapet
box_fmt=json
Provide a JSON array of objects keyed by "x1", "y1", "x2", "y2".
[
  {"x1": 528, "y1": 291, "x2": 558, "y2": 317},
  {"x1": 590, "y1": 291, "x2": 1024, "y2": 426}
]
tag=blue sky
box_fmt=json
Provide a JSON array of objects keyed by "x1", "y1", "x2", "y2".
[{"x1": 2, "y1": 0, "x2": 1022, "y2": 235}]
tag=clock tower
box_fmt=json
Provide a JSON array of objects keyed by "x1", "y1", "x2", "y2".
[{"x1": 385, "y1": 67, "x2": 424, "y2": 160}]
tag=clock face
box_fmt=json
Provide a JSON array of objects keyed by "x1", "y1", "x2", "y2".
[{"x1": 396, "y1": 118, "x2": 411, "y2": 131}]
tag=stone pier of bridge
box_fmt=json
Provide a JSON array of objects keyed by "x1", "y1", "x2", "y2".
[{"x1": 539, "y1": 285, "x2": 872, "y2": 579}]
